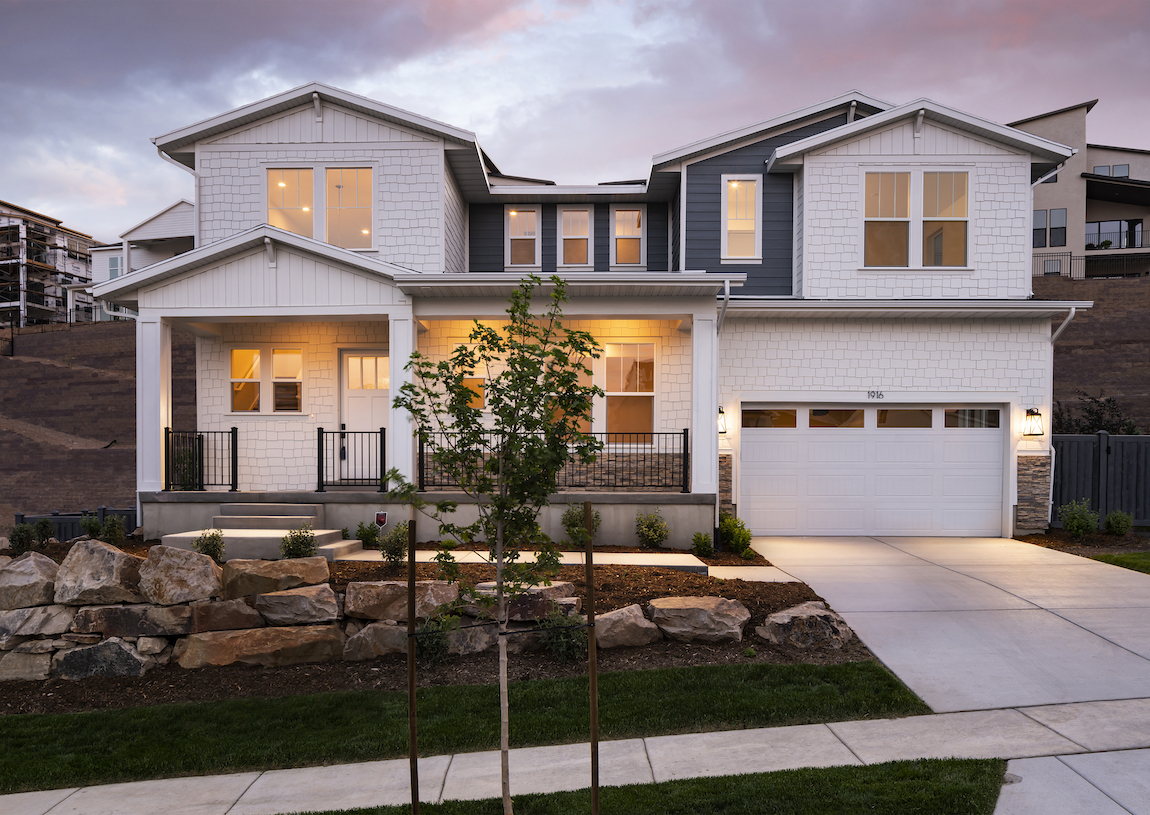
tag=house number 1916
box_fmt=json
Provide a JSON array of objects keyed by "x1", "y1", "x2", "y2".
[{"x1": 867, "y1": 391, "x2": 885, "y2": 399}]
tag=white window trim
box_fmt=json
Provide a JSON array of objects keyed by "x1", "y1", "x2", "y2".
[
  {"x1": 556, "y1": 204, "x2": 595, "y2": 270},
  {"x1": 858, "y1": 167, "x2": 974, "y2": 272},
  {"x1": 594, "y1": 338, "x2": 659, "y2": 443},
  {"x1": 609, "y1": 204, "x2": 647, "y2": 271},
  {"x1": 263, "y1": 162, "x2": 377, "y2": 252},
  {"x1": 226, "y1": 344, "x2": 307, "y2": 416},
  {"x1": 720, "y1": 174, "x2": 762, "y2": 263},
  {"x1": 504, "y1": 204, "x2": 542, "y2": 271}
]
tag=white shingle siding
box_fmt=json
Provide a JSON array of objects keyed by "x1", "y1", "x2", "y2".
[
  {"x1": 443, "y1": 161, "x2": 466, "y2": 274},
  {"x1": 793, "y1": 170, "x2": 804, "y2": 296}
]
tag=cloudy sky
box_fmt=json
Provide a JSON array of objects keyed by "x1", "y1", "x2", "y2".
[{"x1": 4, "y1": 0, "x2": 1149, "y2": 243}]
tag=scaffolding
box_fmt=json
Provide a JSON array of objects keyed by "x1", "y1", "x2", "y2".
[{"x1": 0, "y1": 207, "x2": 94, "y2": 327}]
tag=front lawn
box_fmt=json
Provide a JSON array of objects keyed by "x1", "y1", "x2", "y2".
[
  {"x1": 0, "y1": 661, "x2": 928, "y2": 793},
  {"x1": 1093, "y1": 551, "x2": 1150, "y2": 575}
]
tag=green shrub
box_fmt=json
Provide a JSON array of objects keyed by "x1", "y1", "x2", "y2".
[
  {"x1": 560, "y1": 504, "x2": 601, "y2": 546},
  {"x1": 8, "y1": 524, "x2": 36, "y2": 555},
  {"x1": 355, "y1": 522, "x2": 380, "y2": 550},
  {"x1": 635, "y1": 509, "x2": 670, "y2": 550},
  {"x1": 691, "y1": 531, "x2": 715, "y2": 558},
  {"x1": 341, "y1": 527, "x2": 350, "y2": 540},
  {"x1": 1058, "y1": 499, "x2": 1099, "y2": 539},
  {"x1": 380, "y1": 521, "x2": 409, "y2": 566},
  {"x1": 80, "y1": 513, "x2": 102, "y2": 538},
  {"x1": 32, "y1": 518, "x2": 55, "y2": 543},
  {"x1": 415, "y1": 614, "x2": 457, "y2": 665},
  {"x1": 1104, "y1": 510, "x2": 1134, "y2": 536},
  {"x1": 280, "y1": 524, "x2": 318, "y2": 559},
  {"x1": 719, "y1": 511, "x2": 753, "y2": 556},
  {"x1": 100, "y1": 515, "x2": 127, "y2": 547},
  {"x1": 537, "y1": 603, "x2": 587, "y2": 663},
  {"x1": 193, "y1": 529, "x2": 226, "y2": 563}
]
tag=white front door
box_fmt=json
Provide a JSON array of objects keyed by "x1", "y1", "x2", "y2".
[{"x1": 340, "y1": 351, "x2": 390, "y2": 482}]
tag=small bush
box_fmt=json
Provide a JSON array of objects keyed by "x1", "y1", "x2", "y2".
[
  {"x1": 719, "y1": 511, "x2": 753, "y2": 556},
  {"x1": 415, "y1": 614, "x2": 457, "y2": 665},
  {"x1": 1104, "y1": 510, "x2": 1134, "y2": 536},
  {"x1": 537, "y1": 604, "x2": 588, "y2": 663},
  {"x1": 561, "y1": 504, "x2": 601, "y2": 545},
  {"x1": 743, "y1": 647, "x2": 756, "y2": 658},
  {"x1": 635, "y1": 509, "x2": 670, "y2": 550},
  {"x1": 100, "y1": 515, "x2": 127, "y2": 547},
  {"x1": 341, "y1": 527, "x2": 350, "y2": 540},
  {"x1": 355, "y1": 521, "x2": 380, "y2": 550},
  {"x1": 8, "y1": 524, "x2": 36, "y2": 555},
  {"x1": 691, "y1": 531, "x2": 715, "y2": 558},
  {"x1": 381, "y1": 521, "x2": 409, "y2": 566},
  {"x1": 280, "y1": 524, "x2": 318, "y2": 559},
  {"x1": 32, "y1": 518, "x2": 55, "y2": 543},
  {"x1": 80, "y1": 514, "x2": 102, "y2": 538},
  {"x1": 193, "y1": 529, "x2": 226, "y2": 563},
  {"x1": 1058, "y1": 499, "x2": 1099, "y2": 539}
]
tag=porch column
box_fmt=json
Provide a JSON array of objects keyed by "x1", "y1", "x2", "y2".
[
  {"x1": 137, "y1": 314, "x2": 172, "y2": 494},
  {"x1": 389, "y1": 313, "x2": 417, "y2": 485},
  {"x1": 691, "y1": 313, "x2": 720, "y2": 494}
]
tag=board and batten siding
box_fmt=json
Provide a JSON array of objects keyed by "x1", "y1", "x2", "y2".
[
  {"x1": 468, "y1": 204, "x2": 504, "y2": 272},
  {"x1": 123, "y1": 202, "x2": 195, "y2": 242},
  {"x1": 685, "y1": 114, "x2": 847, "y2": 296},
  {"x1": 205, "y1": 103, "x2": 436, "y2": 145},
  {"x1": 646, "y1": 201, "x2": 668, "y2": 271},
  {"x1": 138, "y1": 247, "x2": 404, "y2": 310},
  {"x1": 670, "y1": 188, "x2": 681, "y2": 271}
]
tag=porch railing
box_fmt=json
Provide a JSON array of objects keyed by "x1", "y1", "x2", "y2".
[
  {"x1": 316, "y1": 426, "x2": 387, "y2": 492},
  {"x1": 1034, "y1": 251, "x2": 1150, "y2": 279},
  {"x1": 164, "y1": 427, "x2": 238, "y2": 491},
  {"x1": 418, "y1": 429, "x2": 689, "y2": 493}
]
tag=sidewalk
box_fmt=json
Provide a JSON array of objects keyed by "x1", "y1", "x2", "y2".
[{"x1": 7, "y1": 699, "x2": 1150, "y2": 814}]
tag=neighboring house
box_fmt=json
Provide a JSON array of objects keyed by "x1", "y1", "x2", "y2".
[
  {"x1": 1011, "y1": 100, "x2": 1150, "y2": 279},
  {"x1": 93, "y1": 82, "x2": 1087, "y2": 542},
  {"x1": 0, "y1": 199, "x2": 97, "y2": 326}
]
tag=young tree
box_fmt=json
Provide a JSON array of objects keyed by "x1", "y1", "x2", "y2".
[{"x1": 386, "y1": 274, "x2": 601, "y2": 814}]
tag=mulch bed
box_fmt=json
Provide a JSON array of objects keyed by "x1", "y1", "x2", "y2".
[{"x1": 1016, "y1": 529, "x2": 1150, "y2": 557}]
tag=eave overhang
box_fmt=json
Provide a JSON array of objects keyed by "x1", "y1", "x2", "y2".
[
  {"x1": 393, "y1": 272, "x2": 746, "y2": 299},
  {"x1": 723, "y1": 299, "x2": 1093, "y2": 320},
  {"x1": 1082, "y1": 173, "x2": 1150, "y2": 207}
]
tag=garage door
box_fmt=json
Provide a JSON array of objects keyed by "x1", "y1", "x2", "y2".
[{"x1": 739, "y1": 405, "x2": 1004, "y2": 536}]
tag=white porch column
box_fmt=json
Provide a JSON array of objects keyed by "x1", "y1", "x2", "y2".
[
  {"x1": 388, "y1": 313, "x2": 417, "y2": 486},
  {"x1": 690, "y1": 313, "x2": 719, "y2": 494},
  {"x1": 137, "y1": 314, "x2": 172, "y2": 494}
]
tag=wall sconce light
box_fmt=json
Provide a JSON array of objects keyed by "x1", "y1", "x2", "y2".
[
  {"x1": 1023, "y1": 408, "x2": 1043, "y2": 436},
  {"x1": 718, "y1": 406, "x2": 727, "y2": 434}
]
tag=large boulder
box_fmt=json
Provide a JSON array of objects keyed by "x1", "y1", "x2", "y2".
[
  {"x1": 344, "y1": 581, "x2": 459, "y2": 621},
  {"x1": 0, "y1": 605, "x2": 76, "y2": 648},
  {"x1": 464, "y1": 582, "x2": 577, "y2": 620},
  {"x1": 190, "y1": 598, "x2": 265, "y2": 633},
  {"x1": 222, "y1": 557, "x2": 329, "y2": 599},
  {"x1": 595, "y1": 604, "x2": 662, "y2": 649},
  {"x1": 447, "y1": 621, "x2": 498, "y2": 656},
  {"x1": 0, "y1": 651, "x2": 51, "y2": 681},
  {"x1": 342, "y1": 621, "x2": 407, "y2": 661},
  {"x1": 53, "y1": 637, "x2": 149, "y2": 679},
  {"x1": 71, "y1": 604, "x2": 193, "y2": 637},
  {"x1": 139, "y1": 546, "x2": 223, "y2": 606},
  {"x1": 647, "y1": 597, "x2": 750, "y2": 643},
  {"x1": 756, "y1": 601, "x2": 855, "y2": 649},
  {"x1": 54, "y1": 541, "x2": 144, "y2": 605},
  {"x1": 0, "y1": 551, "x2": 59, "y2": 609},
  {"x1": 254, "y1": 585, "x2": 338, "y2": 626},
  {"x1": 174, "y1": 624, "x2": 343, "y2": 669}
]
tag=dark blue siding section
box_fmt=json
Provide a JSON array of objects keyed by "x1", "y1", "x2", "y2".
[
  {"x1": 647, "y1": 201, "x2": 668, "y2": 271},
  {"x1": 469, "y1": 204, "x2": 504, "y2": 272},
  {"x1": 594, "y1": 206, "x2": 609, "y2": 271},
  {"x1": 685, "y1": 114, "x2": 847, "y2": 296},
  {"x1": 542, "y1": 204, "x2": 557, "y2": 271},
  {"x1": 671, "y1": 190, "x2": 681, "y2": 271}
]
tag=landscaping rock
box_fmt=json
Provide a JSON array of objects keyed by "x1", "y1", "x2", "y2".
[
  {"x1": 504, "y1": 621, "x2": 546, "y2": 654},
  {"x1": 136, "y1": 636, "x2": 169, "y2": 655},
  {"x1": 222, "y1": 557, "x2": 329, "y2": 599},
  {"x1": 595, "y1": 604, "x2": 662, "y2": 648},
  {"x1": 13, "y1": 640, "x2": 56, "y2": 654},
  {"x1": 343, "y1": 621, "x2": 407, "y2": 660},
  {"x1": 647, "y1": 596, "x2": 750, "y2": 643},
  {"x1": 447, "y1": 621, "x2": 498, "y2": 655},
  {"x1": 0, "y1": 551, "x2": 59, "y2": 609},
  {"x1": 190, "y1": 598, "x2": 264, "y2": 633},
  {"x1": 71, "y1": 604, "x2": 193, "y2": 637},
  {"x1": 53, "y1": 637, "x2": 149, "y2": 679},
  {"x1": 0, "y1": 604, "x2": 76, "y2": 648},
  {"x1": 344, "y1": 581, "x2": 459, "y2": 621},
  {"x1": 174, "y1": 624, "x2": 343, "y2": 669},
  {"x1": 139, "y1": 546, "x2": 223, "y2": 606},
  {"x1": 54, "y1": 541, "x2": 144, "y2": 605},
  {"x1": 474, "y1": 581, "x2": 576, "y2": 601},
  {"x1": 254, "y1": 584, "x2": 338, "y2": 626},
  {"x1": 0, "y1": 651, "x2": 51, "y2": 681},
  {"x1": 755, "y1": 601, "x2": 854, "y2": 649}
]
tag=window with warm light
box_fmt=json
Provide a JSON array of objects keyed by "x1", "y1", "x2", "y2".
[
  {"x1": 231, "y1": 347, "x2": 305, "y2": 414},
  {"x1": 505, "y1": 206, "x2": 541, "y2": 268},
  {"x1": 267, "y1": 169, "x2": 314, "y2": 238},
  {"x1": 557, "y1": 205, "x2": 593, "y2": 268},
  {"x1": 272, "y1": 349, "x2": 303, "y2": 411},
  {"x1": 326, "y1": 168, "x2": 372, "y2": 249},
  {"x1": 922, "y1": 172, "x2": 967, "y2": 267},
  {"x1": 721, "y1": 175, "x2": 760, "y2": 260},
  {"x1": 605, "y1": 342, "x2": 654, "y2": 442},
  {"x1": 864, "y1": 172, "x2": 910, "y2": 266},
  {"x1": 863, "y1": 170, "x2": 969, "y2": 268},
  {"x1": 231, "y1": 349, "x2": 261, "y2": 412},
  {"x1": 610, "y1": 206, "x2": 645, "y2": 268}
]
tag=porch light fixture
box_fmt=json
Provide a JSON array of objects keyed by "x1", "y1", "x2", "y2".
[
  {"x1": 718, "y1": 406, "x2": 727, "y2": 434},
  {"x1": 1023, "y1": 408, "x2": 1043, "y2": 436}
]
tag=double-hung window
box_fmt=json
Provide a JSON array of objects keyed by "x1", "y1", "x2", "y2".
[
  {"x1": 610, "y1": 205, "x2": 645, "y2": 269},
  {"x1": 721, "y1": 175, "x2": 761, "y2": 261},
  {"x1": 505, "y1": 205, "x2": 541, "y2": 269},
  {"x1": 268, "y1": 169, "x2": 314, "y2": 239},
  {"x1": 863, "y1": 170, "x2": 969, "y2": 268},
  {"x1": 267, "y1": 166, "x2": 373, "y2": 250},
  {"x1": 922, "y1": 172, "x2": 968, "y2": 267},
  {"x1": 605, "y1": 342, "x2": 654, "y2": 442},
  {"x1": 864, "y1": 172, "x2": 910, "y2": 267},
  {"x1": 230, "y1": 348, "x2": 303, "y2": 413},
  {"x1": 557, "y1": 205, "x2": 593, "y2": 269}
]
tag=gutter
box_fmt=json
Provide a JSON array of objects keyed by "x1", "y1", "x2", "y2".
[
  {"x1": 1050, "y1": 307, "x2": 1077, "y2": 343},
  {"x1": 1032, "y1": 150, "x2": 1075, "y2": 188},
  {"x1": 717, "y1": 279, "x2": 731, "y2": 333},
  {"x1": 156, "y1": 146, "x2": 200, "y2": 247}
]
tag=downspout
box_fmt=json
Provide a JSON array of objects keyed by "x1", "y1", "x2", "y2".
[
  {"x1": 1051, "y1": 307, "x2": 1076, "y2": 343},
  {"x1": 1031, "y1": 153, "x2": 1073, "y2": 189},
  {"x1": 156, "y1": 146, "x2": 200, "y2": 248},
  {"x1": 1046, "y1": 307, "x2": 1077, "y2": 528},
  {"x1": 715, "y1": 278, "x2": 732, "y2": 547},
  {"x1": 717, "y1": 278, "x2": 731, "y2": 333}
]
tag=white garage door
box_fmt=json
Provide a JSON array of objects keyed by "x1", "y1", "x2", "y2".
[{"x1": 740, "y1": 405, "x2": 1004, "y2": 536}]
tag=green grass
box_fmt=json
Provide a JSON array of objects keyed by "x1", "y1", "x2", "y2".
[
  {"x1": 1093, "y1": 551, "x2": 1150, "y2": 575},
  {"x1": 296, "y1": 759, "x2": 1005, "y2": 815},
  {"x1": 0, "y1": 661, "x2": 928, "y2": 793}
]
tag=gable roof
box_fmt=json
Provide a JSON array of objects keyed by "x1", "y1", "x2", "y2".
[
  {"x1": 768, "y1": 98, "x2": 1075, "y2": 171},
  {"x1": 119, "y1": 199, "x2": 194, "y2": 240}
]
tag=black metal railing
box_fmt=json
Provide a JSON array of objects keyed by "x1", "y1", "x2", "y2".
[
  {"x1": 1034, "y1": 252, "x2": 1150, "y2": 279},
  {"x1": 14, "y1": 506, "x2": 137, "y2": 541},
  {"x1": 418, "y1": 429, "x2": 689, "y2": 493},
  {"x1": 316, "y1": 426, "x2": 387, "y2": 492},
  {"x1": 1086, "y1": 231, "x2": 1148, "y2": 251},
  {"x1": 164, "y1": 427, "x2": 238, "y2": 491}
]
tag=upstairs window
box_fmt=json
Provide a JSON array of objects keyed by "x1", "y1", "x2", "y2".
[
  {"x1": 922, "y1": 172, "x2": 967, "y2": 267},
  {"x1": 722, "y1": 175, "x2": 761, "y2": 261},
  {"x1": 326, "y1": 168, "x2": 372, "y2": 249},
  {"x1": 863, "y1": 171, "x2": 969, "y2": 268},
  {"x1": 864, "y1": 172, "x2": 910, "y2": 266},
  {"x1": 108, "y1": 256, "x2": 122, "y2": 279},
  {"x1": 558, "y1": 206, "x2": 593, "y2": 268},
  {"x1": 268, "y1": 169, "x2": 314, "y2": 239},
  {"x1": 1093, "y1": 166, "x2": 1111, "y2": 176},
  {"x1": 267, "y1": 167, "x2": 373, "y2": 249},
  {"x1": 1113, "y1": 164, "x2": 1130, "y2": 178},
  {"x1": 1049, "y1": 208, "x2": 1067, "y2": 248},
  {"x1": 610, "y1": 206, "x2": 645, "y2": 269},
  {"x1": 505, "y1": 206, "x2": 541, "y2": 269},
  {"x1": 1033, "y1": 210, "x2": 1048, "y2": 249}
]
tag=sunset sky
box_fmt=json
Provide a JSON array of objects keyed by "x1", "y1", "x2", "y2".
[{"x1": 5, "y1": 0, "x2": 1149, "y2": 243}]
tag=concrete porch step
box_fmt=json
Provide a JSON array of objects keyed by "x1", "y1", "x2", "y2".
[
  {"x1": 317, "y1": 538, "x2": 364, "y2": 561},
  {"x1": 211, "y1": 515, "x2": 319, "y2": 530},
  {"x1": 161, "y1": 528, "x2": 345, "y2": 562}
]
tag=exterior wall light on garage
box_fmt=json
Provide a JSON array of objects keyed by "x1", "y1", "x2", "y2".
[
  {"x1": 1023, "y1": 408, "x2": 1044, "y2": 436},
  {"x1": 718, "y1": 406, "x2": 728, "y2": 434}
]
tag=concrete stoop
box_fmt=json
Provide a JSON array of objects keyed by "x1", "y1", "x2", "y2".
[{"x1": 161, "y1": 502, "x2": 355, "y2": 561}]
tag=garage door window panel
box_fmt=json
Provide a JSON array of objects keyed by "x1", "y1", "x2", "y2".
[
  {"x1": 810, "y1": 409, "x2": 864, "y2": 428},
  {"x1": 878, "y1": 409, "x2": 932, "y2": 428},
  {"x1": 742, "y1": 409, "x2": 797, "y2": 428},
  {"x1": 945, "y1": 409, "x2": 1000, "y2": 428}
]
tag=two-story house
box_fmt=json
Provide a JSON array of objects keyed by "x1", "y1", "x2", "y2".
[{"x1": 93, "y1": 82, "x2": 1086, "y2": 544}]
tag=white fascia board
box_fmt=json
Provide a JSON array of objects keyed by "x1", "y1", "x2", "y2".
[
  {"x1": 93, "y1": 225, "x2": 410, "y2": 299},
  {"x1": 118, "y1": 199, "x2": 195, "y2": 240},
  {"x1": 724, "y1": 298, "x2": 1093, "y2": 319},
  {"x1": 769, "y1": 99, "x2": 1075, "y2": 171},
  {"x1": 394, "y1": 271, "x2": 746, "y2": 297},
  {"x1": 651, "y1": 91, "x2": 893, "y2": 169}
]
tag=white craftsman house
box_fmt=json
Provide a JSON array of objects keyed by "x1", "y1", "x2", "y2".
[{"x1": 93, "y1": 82, "x2": 1087, "y2": 547}]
